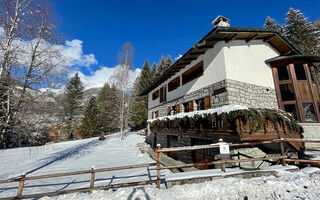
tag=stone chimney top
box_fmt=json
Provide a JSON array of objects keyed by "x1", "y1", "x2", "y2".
[{"x1": 212, "y1": 15, "x2": 230, "y2": 27}]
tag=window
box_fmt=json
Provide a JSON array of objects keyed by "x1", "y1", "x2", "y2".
[
  {"x1": 183, "y1": 101, "x2": 194, "y2": 112},
  {"x1": 303, "y1": 103, "x2": 316, "y2": 122},
  {"x1": 168, "y1": 105, "x2": 180, "y2": 116},
  {"x1": 152, "y1": 90, "x2": 159, "y2": 100},
  {"x1": 195, "y1": 98, "x2": 205, "y2": 111},
  {"x1": 309, "y1": 66, "x2": 315, "y2": 82},
  {"x1": 160, "y1": 86, "x2": 167, "y2": 103},
  {"x1": 294, "y1": 64, "x2": 307, "y2": 80},
  {"x1": 182, "y1": 61, "x2": 204, "y2": 85},
  {"x1": 284, "y1": 104, "x2": 298, "y2": 120},
  {"x1": 213, "y1": 88, "x2": 226, "y2": 95},
  {"x1": 154, "y1": 111, "x2": 159, "y2": 118},
  {"x1": 168, "y1": 76, "x2": 180, "y2": 92},
  {"x1": 280, "y1": 84, "x2": 295, "y2": 101},
  {"x1": 277, "y1": 66, "x2": 289, "y2": 81}
]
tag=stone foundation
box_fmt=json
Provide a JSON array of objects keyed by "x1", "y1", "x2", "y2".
[
  {"x1": 146, "y1": 132, "x2": 292, "y2": 169},
  {"x1": 300, "y1": 123, "x2": 320, "y2": 150}
]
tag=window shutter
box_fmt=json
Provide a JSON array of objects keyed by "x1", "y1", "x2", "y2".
[
  {"x1": 189, "y1": 101, "x2": 194, "y2": 112},
  {"x1": 205, "y1": 95, "x2": 212, "y2": 110},
  {"x1": 177, "y1": 105, "x2": 180, "y2": 113}
]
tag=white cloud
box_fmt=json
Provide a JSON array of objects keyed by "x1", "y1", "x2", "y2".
[
  {"x1": 72, "y1": 66, "x2": 141, "y2": 89},
  {"x1": 0, "y1": 25, "x2": 97, "y2": 69},
  {"x1": 59, "y1": 39, "x2": 98, "y2": 68}
]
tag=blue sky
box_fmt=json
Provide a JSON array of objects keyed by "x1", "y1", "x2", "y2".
[{"x1": 52, "y1": 0, "x2": 320, "y2": 88}]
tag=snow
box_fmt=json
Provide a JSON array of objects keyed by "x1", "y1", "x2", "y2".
[
  {"x1": 40, "y1": 167, "x2": 320, "y2": 200},
  {"x1": 1, "y1": 131, "x2": 320, "y2": 199},
  {"x1": 0, "y1": 132, "x2": 170, "y2": 198},
  {"x1": 147, "y1": 105, "x2": 248, "y2": 123},
  {"x1": 305, "y1": 150, "x2": 320, "y2": 160},
  {"x1": 165, "y1": 165, "x2": 298, "y2": 182}
]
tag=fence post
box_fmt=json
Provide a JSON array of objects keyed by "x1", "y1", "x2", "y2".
[
  {"x1": 279, "y1": 139, "x2": 286, "y2": 166},
  {"x1": 89, "y1": 165, "x2": 95, "y2": 194},
  {"x1": 17, "y1": 173, "x2": 25, "y2": 199},
  {"x1": 156, "y1": 144, "x2": 161, "y2": 189}
]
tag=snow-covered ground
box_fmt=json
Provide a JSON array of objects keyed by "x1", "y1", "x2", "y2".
[
  {"x1": 40, "y1": 167, "x2": 320, "y2": 200},
  {"x1": 1, "y1": 132, "x2": 320, "y2": 199},
  {"x1": 0, "y1": 132, "x2": 170, "y2": 198}
]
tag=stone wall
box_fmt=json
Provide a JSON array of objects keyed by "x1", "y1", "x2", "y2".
[
  {"x1": 148, "y1": 79, "x2": 278, "y2": 119},
  {"x1": 178, "y1": 135, "x2": 193, "y2": 163},
  {"x1": 226, "y1": 79, "x2": 278, "y2": 109},
  {"x1": 300, "y1": 123, "x2": 320, "y2": 150},
  {"x1": 148, "y1": 80, "x2": 228, "y2": 119}
]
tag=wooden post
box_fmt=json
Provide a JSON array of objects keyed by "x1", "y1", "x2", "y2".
[
  {"x1": 89, "y1": 166, "x2": 95, "y2": 194},
  {"x1": 17, "y1": 174, "x2": 25, "y2": 198},
  {"x1": 221, "y1": 161, "x2": 226, "y2": 172},
  {"x1": 156, "y1": 144, "x2": 161, "y2": 189},
  {"x1": 279, "y1": 139, "x2": 286, "y2": 166}
]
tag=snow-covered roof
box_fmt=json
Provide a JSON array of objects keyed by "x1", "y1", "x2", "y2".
[{"x1": 147, "y1": 105, "x2": 248, "y2": 123}]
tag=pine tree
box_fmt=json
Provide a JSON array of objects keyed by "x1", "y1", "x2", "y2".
[
  {"x1": 128, "y1": 60, "x2": 152, "y2": 130},
  {"x1": 80, "y1": 97, "x2": 100, "y2": 138},
  {"x1": 137, "y1": 60, "x2": 152, "y2": 92},
  {"x1": 151, "y1": 62, "x2": 158, "y2": 81},
  {"x1": 109, "y1": 84, "x2": 121, "y2": 132},
  {"x1": 264, "y1": 16, "x2": 283, "y2": 33},
  {"x1": 96, "y1": 83, "x2": 113, "y2": 133},
  {"x1": 164, "y1": 55, "x2": 173, "y2": 72},
  {"x1": 60, "y1": 73, "x2": 84, "y2": 138},
  {"x1": 265, "y1": 8, "x2": 320, "y2": 55},
  {"x1": 284, "y1": 8, "x2": 320, "y2": 55}
]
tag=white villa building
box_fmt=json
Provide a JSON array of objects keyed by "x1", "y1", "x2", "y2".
[{"x1": 140, "y1": 16, "x2": 320, "y2": 164}]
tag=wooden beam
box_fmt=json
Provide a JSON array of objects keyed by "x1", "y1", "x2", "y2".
[
  {"x1": 245, "y1": 33, "x2": 258, "y2": 43},
  {"x1": 197, "y1": 45, "x2": 213, "y2": 49},
  {"x1": 177, "y1": 62, "x2": 191, "y2": 66},
  {"x1": 190, "y1": 51, "x2": 206, "y2": 55},
  {"x1": 160, "y1": 155, "x2": 287, "y2": 170},
  {"x1": 263, "y1": 34, "x2": 275, "y2": 42},
  {"x1": 225, "y1": 33, "x2": 238, "y2": 43},
  {"x1": 283, "y1": 50, "x2": 293, "y2": 56},
  {"x1": 206, "y1": 38, "x2": 222, "y2": 42},
  {"x1": 182, "y1": 58, "x2": 197, "y2": 61}
]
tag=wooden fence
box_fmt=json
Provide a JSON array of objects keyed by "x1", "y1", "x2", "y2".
[{"x1": 0, "y1": 138, "x2": 319, "y2": 199}]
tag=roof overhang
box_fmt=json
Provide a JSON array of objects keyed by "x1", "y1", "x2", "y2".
[
  {"x1": 265, "y1": 55, "x2": 320, "y2": 66},
  {"x1": 140, "y1": 26, "x2": 303, "y2": 96}
]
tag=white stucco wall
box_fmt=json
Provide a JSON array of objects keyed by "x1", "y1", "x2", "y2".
[
  {"x1": 223, "y1": 40, "x2": 279, "y2": 89},
  {"x1": 148, "y1": 41, "x2": 226, "y2": 109},
  {"x1": 148, "y1": 40, "x2": 280, "y2": 109}
]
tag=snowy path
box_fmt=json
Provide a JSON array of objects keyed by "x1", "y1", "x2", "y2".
[
  {"x1": 0, "y1": 132, "x2": 170, "y2": 198},
  {"x1": 41, "y1": 167, "x2": 320, "y2": 200}
]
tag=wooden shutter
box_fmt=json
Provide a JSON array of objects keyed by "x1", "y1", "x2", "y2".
[
  {"x1": 167, "y1": 107, "x2": 171, "y2": 116},
  {"x1": 177, "y1": 105, "x2": 180, "y2": 113},
  {"x1": 205, "y1": 95, "x2": 212, "y2": 110},
  {"x1": 189, "y1": 101, "x2": 194, "y2": 112}
]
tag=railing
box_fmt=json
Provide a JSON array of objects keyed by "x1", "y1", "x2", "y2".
[
  {"x1": 154, "y1": 138, "x2": 320, "y2": 187},
  {"x1": 0, "y1": 163, "x2": 158, "y2": 200},
  {"x1": 0, "y1": 138, "x2": 319, "y2": 199}
]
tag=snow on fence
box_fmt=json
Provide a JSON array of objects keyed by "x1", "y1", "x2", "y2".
[{"x1": 0, "y1": 139, "x2": 320, "y2": 200}]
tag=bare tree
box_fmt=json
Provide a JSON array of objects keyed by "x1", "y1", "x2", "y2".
[
  {"x1": 109, "y1": 42, "x2": 134, "y2": 140},
  {"x1": 0, "y1": 0, "x2": 66, "y2": 148}
]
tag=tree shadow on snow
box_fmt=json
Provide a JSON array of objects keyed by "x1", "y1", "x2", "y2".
[
  {"x1": 25, "y1": 139, "x2": 101, "y2": 176},
  {"x1": 127, "y1": 187, "x2": 151, "y2": 200}
]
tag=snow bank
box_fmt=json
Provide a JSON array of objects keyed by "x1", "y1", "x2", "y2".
[
  {"x1": 147, "y1": 105, "x2": 248, "y2": 123},
  {"x1": 165, "y1": 165, "x2": 298, "y2": 182},
  {"x1": 0, "y1": 132, "x2": 171, "y2": 198},
  {"x1": 40, "y1": 166, "x2": 320, "y2": 200}
]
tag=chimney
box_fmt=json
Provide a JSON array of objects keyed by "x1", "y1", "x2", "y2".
[{"x1": 212, "y1": 15, "x2": 230, "y2": 27}]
